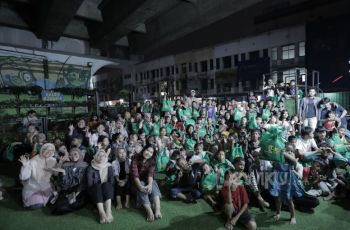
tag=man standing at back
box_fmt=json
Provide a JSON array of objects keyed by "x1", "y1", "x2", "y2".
[
  {"x1": 185, "y1": 90, "x2": 198, "y2": 108},
  {"x1": 299, "y1": 87, "x2": 321, "y2": 131}
]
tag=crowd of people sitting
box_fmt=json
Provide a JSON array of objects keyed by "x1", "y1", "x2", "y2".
[{"x1": 2, "y1": 78, "x2": 350, "y2": 229}]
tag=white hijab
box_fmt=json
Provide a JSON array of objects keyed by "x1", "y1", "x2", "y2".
[
  {"x1": 91, "y1": 150, "x2": 111, "y2": 183},
  {"x1": 32, "y1": 143, "x2": 56, "y2": 182}
]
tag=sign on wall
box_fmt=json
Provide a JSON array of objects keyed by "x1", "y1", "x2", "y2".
[
  {"x1": 0, "y1": 56, "x2": 91, "y2": 89},
  {"x1": 41, "y1": 90, "x2": 64, "y2": 101}
]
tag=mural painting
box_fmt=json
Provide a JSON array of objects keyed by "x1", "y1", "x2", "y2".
[{"x1": 0, "y1": 56, "x2": 91, "y2": 89}]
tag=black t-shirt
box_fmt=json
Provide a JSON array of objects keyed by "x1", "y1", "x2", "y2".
[{"x1": 119, "y1": 161, "x2": 126, "y2": 180}]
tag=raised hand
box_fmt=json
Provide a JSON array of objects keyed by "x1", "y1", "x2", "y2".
[{"x1": 19, "y1": 155, "x2": 29, "y2": 166}]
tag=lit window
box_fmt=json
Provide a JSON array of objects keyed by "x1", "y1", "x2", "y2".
[
  {"x1": 282, "y1": 45, "x2": 295, "y2": 60},
  {"x1": 299, "y1": 42, "x2": 305, "y2": 57}
]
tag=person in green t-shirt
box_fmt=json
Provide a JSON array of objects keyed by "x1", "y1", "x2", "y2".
[
  {"x1": 151, "y1": 114, "x2": 161, "y2": 137},
  {"x1": 163, "y1": 115, "x2": 174, "y2": 136},
  {"x1": 182, "y1": 125, "x2": 198, "y2": 152},
  {"x1": 201, "y1": 163, "x2": 218, "y2": 207},
  {"x1": 214, "y1": 150, "x2": 234, "y2": 188}
]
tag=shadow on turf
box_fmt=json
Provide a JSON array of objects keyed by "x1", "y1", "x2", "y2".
[
  {"x1": 0, "y1": 186, "x2": 27, "y2": 212},
  {"x1": 142, "y1": 212, "x2": 223, "y2": 230}
]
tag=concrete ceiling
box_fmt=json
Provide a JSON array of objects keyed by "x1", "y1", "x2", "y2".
[
  {"x1": 0, "y1": 0, "x2": 264, "y2": 57},
  {"x1": 0, "y1": 0, "x2": 348, "y2": 60}
]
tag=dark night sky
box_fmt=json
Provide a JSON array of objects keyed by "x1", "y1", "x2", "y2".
[{"x1": 306, "y1": 14, "x2": 350, "y2": 91}]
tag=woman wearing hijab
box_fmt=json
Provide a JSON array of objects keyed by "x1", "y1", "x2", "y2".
[
  {"x1": 86, "y1": 149, "x2": 114, "y2": 224},
  {"x1": 52, "y1": 148, "x2": 88, "y2": 215},
  {"x1": 19, "y1": 143, "x2": 57, "y2": 209}
]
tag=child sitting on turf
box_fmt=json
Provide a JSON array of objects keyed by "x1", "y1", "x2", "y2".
[
  {"x1": 165, "y1": 151, "x2": 181, "y2": 186},
  {"x1": 112, "y1": 148, "x2": 131, "y2": 209},
  {"x1": 233, "y1": 156, "x2": 269, "y2": 208},
  {"x1": 189, "y1": 143, "x2": 212, "y2": 165},
  {"x1": 127, "y1": 133, "x2": 141, "y2": 158},
  {"x1": 214, "y1": 150, "x2": 234, "y2": 189},
  {"x1": 30, "y1": 133, "x2": 46, "y2": 158},
  {"x1": 112, "y1": 133, "x2": 128, "y2": 151},
  {"x1": 201, "y1": 163, "x2": 219, "y2": 207},
  {"x1": 222, "y1": 170, "x2": 257, "y2": 230},
  {"x1": 169, "y1": 156, "x2": 202, "y2": 203},
  {"x1": 324, "y1": 111, "x2": 340, "y2": 132}
]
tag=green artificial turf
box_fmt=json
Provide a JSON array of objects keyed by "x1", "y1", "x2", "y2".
[{"x1": 1, "y1": 168, "x2": 350, "y2": 230}]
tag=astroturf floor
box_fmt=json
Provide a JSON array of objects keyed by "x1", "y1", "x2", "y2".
[{"x1": 1, "y1": 164, "x2": 350, "y2": 230}]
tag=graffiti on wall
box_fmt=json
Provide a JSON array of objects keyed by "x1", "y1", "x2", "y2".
[{"x1": 0, "y1": 56, "x2": 91, "y2": 89}]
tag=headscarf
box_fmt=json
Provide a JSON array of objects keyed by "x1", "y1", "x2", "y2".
[
  {"x1": 30, "y1": 143, "x2": 56, "y2": 182},
  {"x1": 63, "y1": 148, "x2": 88, "y2": 168},
  {"x1": 91, "y1": 150, "x2": 111, "y2": 183},
  {"x1": 39, "y1": 143, "x2": 55, "y2": 158}
]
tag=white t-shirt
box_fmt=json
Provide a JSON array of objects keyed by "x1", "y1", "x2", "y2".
[{"x1": 295, "y1": 138, "x2": 318, "y2": 153}]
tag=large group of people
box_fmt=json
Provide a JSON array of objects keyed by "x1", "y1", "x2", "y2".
[{"x1": 4, "y1": 78, "x2": 350, "y2": 229}]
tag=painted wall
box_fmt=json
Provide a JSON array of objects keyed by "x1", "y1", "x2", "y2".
[{"x1": 0, "y1": 55, "x2": 91, "y2": 89}]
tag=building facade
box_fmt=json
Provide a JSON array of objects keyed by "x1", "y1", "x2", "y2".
[{"x1": 124, "y1": 24, "x2": 306, "y2": 100}]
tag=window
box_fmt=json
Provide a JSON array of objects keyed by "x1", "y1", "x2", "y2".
[
  {"x1": 241, "y1": 53, "x2": 246, "y2": 62},
  {"x1": 223, "y1": 56, "x2": 232, "y2": 68},
  {"x1": 210, "y1": 79, "x2": 214, "y2": 89},
  {"x1": 135, "y1": 74, "x2": 138, "y2": 81},
  {"x1": 282, "y1": 69, "x2": 295, "y2": 81},
  {"x1": 160, "y1": 68, "x2": 163, "y2": 76},
  {"x1": 176, "y1": 81, "x2": 179, "y2": 90},
  {"x1": 171, "y1": 66, "x2": 174, "y2": 74},
  {"x1": 223, "y1": 83, "x2": 232, "y2": 92},
  {"x1": 210, "y1": 59, "x2": 214, "y2": 70},
  {"x1": 234, "y1": 54, "x2": 239, "y2": 66},
  {"x1": 296, "y1": 68, "x2": 306, "y2": 82},
  {"x1": 156, "y1": 69, "x2": 159, "y2": 78},
  {"x1": 194, "y1": 62, "x2": 198, "y2": 72},
  {"x1": 188, "y1": 63, "x2": 192, "y2": 72},
  {"x1": 263, "y1": 49, "x2": 268, "y2": 58},
  {"x1": 166, "y1": 67, "x2": 170, "y2": 76},
  {"x1": 282, "y1": 44, "x2": 295, "y2": 60},
  {"x1": 271, "y1": 47, "x2": 278, "y2": 60},
  {"x1": 200, "y1": 60, "x2": 208, "y2": 72},
  {"x1": 249, "y1": 51, "x2": 260, "y2": 61},
  {"x1": 176, "y1": 66, "x2": 179, "y2": 74},
  {"x1": 299, "y1": 42, "x2": 305, "y2": 57},
  {"x1": 216, "y1": 58, "x2": 220, "y2": 69},
  {"x1": 201, "y1": 79, "x2": 208, "y2": 90},
  {"x1": 181, "y1": 63, "x2": 187, "y2": 74}
]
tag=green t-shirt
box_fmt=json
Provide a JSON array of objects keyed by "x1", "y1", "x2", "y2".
[
  {"x1": 184, "y1": 137, "x2": 197, "y2": 151},
  {"x1": 215, "y1": 160, "x2": 232, "y2": 185},
  {"x1": 164, "y1": 124, "x2": 173, "y2": 136},
  {"x1": 151, "y1": 122, "x2": 161, "y2": 137},
  {"x1": 143, "y1": 122, "x2": 152, "y2": 135},
  {"x1": 201, "y1": 172, "x2": 217, "y2": 193}
]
